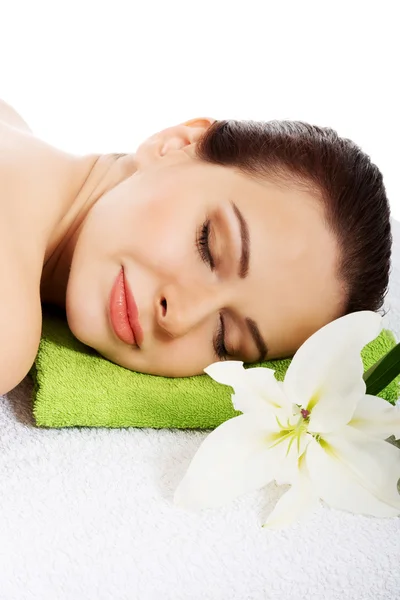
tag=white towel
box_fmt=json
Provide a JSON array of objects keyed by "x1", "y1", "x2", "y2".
[{"x1": 1, "y1": 220, "x2": 400, "y2": 600}]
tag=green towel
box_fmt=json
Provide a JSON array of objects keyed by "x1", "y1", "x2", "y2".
[{"x1": 30, "y1": 306, "x2": 400, "y2": 429}]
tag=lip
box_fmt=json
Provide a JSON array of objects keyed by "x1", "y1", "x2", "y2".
[
  {"x1": 109, "y1": 267, "x2": 143, "y2": 347},
  {"x1": 123, "y1": 269, "x2": 144, "y2": 346}
]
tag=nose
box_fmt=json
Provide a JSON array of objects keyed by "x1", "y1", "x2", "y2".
[{"x1": 155, "y1": 279, "x2": 226, "y2": 339}]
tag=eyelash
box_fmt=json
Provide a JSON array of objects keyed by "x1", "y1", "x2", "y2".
[
  {"x1": 196, "y1": 219, "x2": 215, "y2": 270},
  {"x1": 196, "y1": 219, "x2": 229, "y2": 360}
]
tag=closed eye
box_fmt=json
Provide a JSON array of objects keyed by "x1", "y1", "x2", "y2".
[
  {"x1": 196, "y1": 219, "x2": 215, "y2": 270},
  {"x1": 214, "y1": 312, "x2": 229, "y2": 360}
]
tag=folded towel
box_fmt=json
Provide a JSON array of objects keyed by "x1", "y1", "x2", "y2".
[{"x1": 30, "y1": 306, "x2": 400, "y2": 429}]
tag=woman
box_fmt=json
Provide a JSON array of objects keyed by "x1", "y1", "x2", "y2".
[{"x1": 0, "y1": 99, "x2": 392, "y2": 394}]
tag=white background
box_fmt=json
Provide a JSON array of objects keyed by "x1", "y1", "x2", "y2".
[{"x1": 1, "y1": 0, "x2": 399, "y2": 219}]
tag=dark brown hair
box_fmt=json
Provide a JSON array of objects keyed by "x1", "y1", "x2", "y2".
[{"x1": 196, "y1": 120, "x2": 392, "y2": 317}]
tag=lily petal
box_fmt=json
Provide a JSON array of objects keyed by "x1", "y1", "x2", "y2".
[
  {"x1": 306, "y1": 426, "x2": 400, "y2": 517},
  {"x1": 204, "y1": 360, "x2": 247, "y2": 388},
  {"x1": 204, "y1": 361, "x2": 291, "y2": 416},
  {"x1": 274, "y1": 432, "x2": 312, "y2": 485},
  {"x1": 174, "y1": 412, "x2": 290, "y2": 510},
  {"x1": 349, "y1": 394, "x2": 400, "y2": 439},
  {"x1": 240, "y1": 368, "x2": 293, "y2": 413},
  {"x1": 263, "y1": 456, "x2": 320, "y2": 529},
  {"x1": 283, "y1": 311, "x2": 382, "y2": 433}
]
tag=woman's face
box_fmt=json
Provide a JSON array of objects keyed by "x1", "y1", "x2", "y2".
[{"x1": 66, "y1": 119, "x2": 344, "y2": 377}]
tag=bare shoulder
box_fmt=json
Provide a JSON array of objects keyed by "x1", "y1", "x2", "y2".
[
  {"x1": 0, "y1": 98, "x2": 32, "y2": 132},
  {"x1": 0, "y1": 101, "x2": 42, "y2": 394},
  {"x1": 0, "y1": 228, "x2": 42, "y2": 395}
]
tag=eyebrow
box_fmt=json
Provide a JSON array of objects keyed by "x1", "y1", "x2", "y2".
[{"x1": 231, "y1": 201, "x2": 269, "y2": 363}]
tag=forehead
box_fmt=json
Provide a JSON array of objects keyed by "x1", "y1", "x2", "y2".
[{"x1": 225, "y1": 170, "x2": 344, "y2": 357}]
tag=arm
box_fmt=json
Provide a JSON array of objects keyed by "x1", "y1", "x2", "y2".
[
  {"x1": 0, "y1": 100, "x2": 42, "y2": 394},
  {"x1": 0, "y1": 247, "x2": 42, "y2": 395}
]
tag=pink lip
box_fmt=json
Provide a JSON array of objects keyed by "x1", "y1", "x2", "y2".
[
  {"x1": 123, "y1": 269, "x2": 144, "y2": 346},
  {"x1": 109, "y1": 267, "x2": 143, "y2": 347}
]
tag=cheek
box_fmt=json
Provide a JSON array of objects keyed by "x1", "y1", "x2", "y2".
[
  {"x1": 135, "y1": 210, "x2": 193, "y2": 273},
  {"x1": 128, "y1": 192, "x2": 196, "y2": 272}
]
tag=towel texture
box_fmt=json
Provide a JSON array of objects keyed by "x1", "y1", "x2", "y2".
[{"x1": 31, "y1": 306, "x2": 400, "y2": 428}]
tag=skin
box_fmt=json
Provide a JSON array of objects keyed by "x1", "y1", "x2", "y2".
[{"x1": 0, "y1": 101, "x2": 344, "y2": 393}]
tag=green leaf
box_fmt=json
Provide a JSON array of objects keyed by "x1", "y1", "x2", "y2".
[
  {"x1": 363, "y1": 343, "x2": 400, "y2": 396},
  {"x1": 386, "y1": 435, "x2": 400, "y2": 450}
]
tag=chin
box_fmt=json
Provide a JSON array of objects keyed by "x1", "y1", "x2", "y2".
[{"x1": 65, "y1": 280, "x2": 102, "y2": 350}]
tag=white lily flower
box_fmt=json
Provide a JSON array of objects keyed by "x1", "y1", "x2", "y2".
[{"x1": 174, "y1": 311, "x2": 400, "y2": 529}]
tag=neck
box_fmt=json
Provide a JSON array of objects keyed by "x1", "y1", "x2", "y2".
[{"x1": 40, "y1": 152, "x2": 137, "y2": 307}]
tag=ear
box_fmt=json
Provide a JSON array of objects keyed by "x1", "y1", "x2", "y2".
[
  {"x1": 135, "y1": 117, "x2": 215, "y2": 169},
  {"x1": 160, "y1": 118, "x2": 215, "y2": 156}
]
